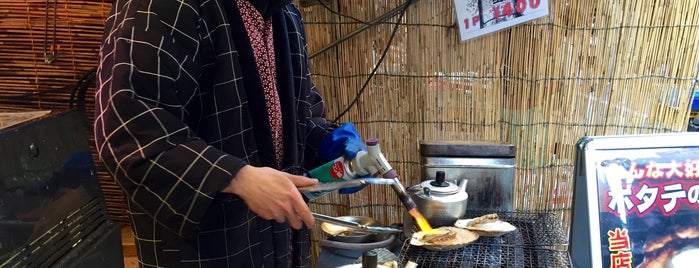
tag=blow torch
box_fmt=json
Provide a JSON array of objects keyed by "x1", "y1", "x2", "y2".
[
  {"x1": 352, "y1": 138, "x2": 433, "y2": 231},
  {"x1": 305, "y1": 137, "x2": 433, "y2": 231}
]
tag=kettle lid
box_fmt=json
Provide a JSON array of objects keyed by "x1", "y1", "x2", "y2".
[{"x1": 419, "y1": 171, "x2": 460, "y2": 194}]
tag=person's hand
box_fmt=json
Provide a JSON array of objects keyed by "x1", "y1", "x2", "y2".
[
  {"x1": 318, "y1": 122, "x2": 369, "y2": 194},
  {"x1": 222, "y1": 165, "x2": 318, "y2": 229}
]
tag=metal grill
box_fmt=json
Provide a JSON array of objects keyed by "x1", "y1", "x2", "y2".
[{"x1": 397, "y1": 210, "x2": 571, "y2": 268}]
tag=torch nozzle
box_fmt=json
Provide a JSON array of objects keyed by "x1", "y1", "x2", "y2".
[
  {"x1": 389, "y1": 177, "x2": 418, "y2": 212},
  {"x1": 390, "y1": 177, "x2": 433, "y2": 231},
  {"x1": 363, "y1": 138, "x2": 419, "y2": 212}
]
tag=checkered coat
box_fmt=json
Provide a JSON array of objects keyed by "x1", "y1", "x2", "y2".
[{"x1": 94, "y1": 0, "x2": 335, "y2": 267}]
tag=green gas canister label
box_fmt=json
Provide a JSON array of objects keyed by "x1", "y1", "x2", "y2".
[{"x1": 304, "y1": 157, "x2": 350, "y2": 200}]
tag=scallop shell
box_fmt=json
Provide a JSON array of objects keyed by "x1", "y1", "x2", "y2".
[
  {"x1": 409, "y1": 226, "x2": 479, "y2": 251},
  {"x1": 454, "y1": 218, "x2": 517, "y2": 237}
]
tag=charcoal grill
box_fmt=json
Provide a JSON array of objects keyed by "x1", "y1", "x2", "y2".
[
  {"x1": 0, "y1": 110, "x2": 123, "y2": 267},
  {"x1": 397, "y1": 210, "x2": 571, "y2": 267}
]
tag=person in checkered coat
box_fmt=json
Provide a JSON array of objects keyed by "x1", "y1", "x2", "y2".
[{"x1": 94, "y1": 0, "x2": 364, "y2": 267}]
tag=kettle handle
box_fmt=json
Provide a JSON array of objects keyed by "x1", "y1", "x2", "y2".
[{"x1": 406, "y1": 184, "x2": 431, "y2": 196}]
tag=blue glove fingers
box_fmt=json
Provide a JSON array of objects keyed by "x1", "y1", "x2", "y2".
[
  {"x1": 320, "y1": 122, "x2": 369, "y2": 194},
  {"x1": 319, "y1": 122, "x2": 365, "y2": 160},
  {"x1": 343, "y1": 139, "x2": 366, "y2": 159}
]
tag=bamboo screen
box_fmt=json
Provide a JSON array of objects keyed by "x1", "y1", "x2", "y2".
[
  {"x1": 0, "y1": 0, "x2": 697, "y2": 262},
  {"x1": 300, "y1": 0, "x2": 697, "y2": 259},
  {"x1": 0, "y1": 0, "x2": 125, "y2": 223}
]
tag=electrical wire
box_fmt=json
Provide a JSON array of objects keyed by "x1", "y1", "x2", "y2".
[
  {"x1": 309, "y1": 2, "x2": 411, "y2": 59},
  {"x1": 69, "y1": 67, "x2": 97, "y2": 111},
  {"x1": 317, "y1": 1, "x2": 373, "y2": 25},
  {"x1": 0, "y1": 67, "x2": 96, "y2": 110},
  {"x1": 331, "y1": 0, "x2": 414, "y2": 123}
]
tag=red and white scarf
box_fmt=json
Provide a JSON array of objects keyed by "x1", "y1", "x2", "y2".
[{"x1": 237, "y1": 0, "x2": 284, "y2": 167}]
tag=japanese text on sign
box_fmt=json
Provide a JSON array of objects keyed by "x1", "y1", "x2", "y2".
[
  {"x1": 607, "y1": 228, "x2": 632, "y2": 268},
  {"x1": 603, "y1": 160, "x2": 699, "y2": 217},
  {"x1": 452, "y1": 0, "x2": 549, "y2": 41}
]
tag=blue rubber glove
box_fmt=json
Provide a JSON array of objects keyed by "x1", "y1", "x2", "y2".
[
  {"x1": 318, "y1": 122, "x2": 367, "y2": 160},
  {"x1": 318, "y1": 122, "x2": 369, "y2": 194}
]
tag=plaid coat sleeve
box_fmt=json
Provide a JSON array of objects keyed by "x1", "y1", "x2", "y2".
[
  {"x1": 96, "y1": 0, "x2": 336, "y2": 266},
  {"x1": 94, "y1": 0, "x2": 248, "y2": 238},
  {"x1": 290, "y1": 5, "x2": 338, "y2": 166}
]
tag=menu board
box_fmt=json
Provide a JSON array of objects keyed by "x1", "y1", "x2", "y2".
[{"x1": 570, "y1": 133, "x2": 699, "y2": 268}]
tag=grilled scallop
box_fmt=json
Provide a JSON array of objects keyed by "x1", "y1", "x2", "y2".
[
  {"x1": 454, "y1": 213, "x2": 517, "y2": 236},
  {"x1": 410, "y1": 226, "x2": 479, "y2": 251}
]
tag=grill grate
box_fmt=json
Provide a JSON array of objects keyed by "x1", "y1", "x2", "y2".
[
  {"x1": 397, "y1": 210, "x2": 571, "y2": 268},
  {"x1": 1, "y1": 198, "x2": 109, "y2": 267}
]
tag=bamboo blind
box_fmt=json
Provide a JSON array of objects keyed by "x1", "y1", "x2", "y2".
[
  {"x1": 301, "y1": 0, "x2": 697, "y2": 260},
  {"x1": 0, "y1": 0, "x2": 697, "y2": 262},
  {"x1": 0, "y1": 0, "x2": 125, "y2": 223}
]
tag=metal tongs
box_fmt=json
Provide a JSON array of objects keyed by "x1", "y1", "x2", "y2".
[
  {"x1": 312, "y1": 212, "x2": 402, "y2": 234},
  {"x1": 297, "y1": 178, "x2": 396, "y2": 193}
]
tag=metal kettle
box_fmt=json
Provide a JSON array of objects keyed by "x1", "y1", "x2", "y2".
[{"x1": 407, "y1": 171, "x2": 468, "y2": 227}]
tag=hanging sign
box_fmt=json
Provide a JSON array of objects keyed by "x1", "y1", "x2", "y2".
[
  {"x1": 570, "y1": 133, "x2": 699, "y2": 268},
  {"x1": 453, "y1": 0, "x2": 549, "y2": 41}
]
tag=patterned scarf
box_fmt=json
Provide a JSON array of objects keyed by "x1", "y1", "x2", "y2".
[{"x1": 237, "y1": 0, "x2": 284, "y2": 167}]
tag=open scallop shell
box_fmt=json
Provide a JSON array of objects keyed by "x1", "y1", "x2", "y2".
[
  {"x1": 454, "y1": 218, "x2": 517, "y2": 237},
  {"x1": 409, "y1": 226, "x2": 479, "y2": 251}
]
